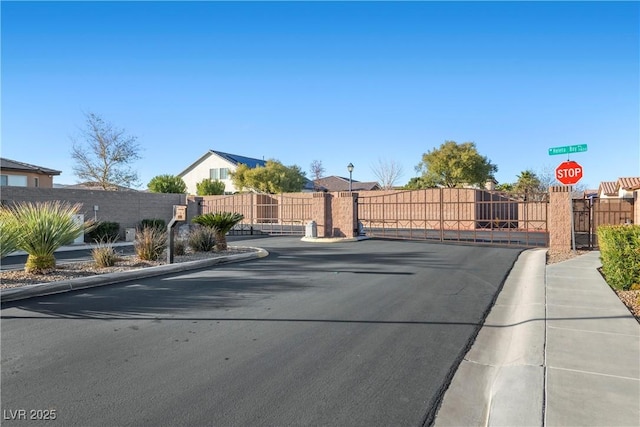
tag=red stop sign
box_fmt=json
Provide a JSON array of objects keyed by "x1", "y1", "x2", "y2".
[{"x1": 555, "y1": 160, "x2": 583, "y2": 185}]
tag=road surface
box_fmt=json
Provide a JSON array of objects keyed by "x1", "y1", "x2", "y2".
[{"x1": 1, "y1": 237, "x2": 522, "y2": 426}]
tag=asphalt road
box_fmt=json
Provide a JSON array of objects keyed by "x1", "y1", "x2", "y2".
[{"x1": 1, "y1": 237, "x2": 523, "y2": 426}]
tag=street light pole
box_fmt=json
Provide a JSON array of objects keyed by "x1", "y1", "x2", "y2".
[{"x1": 347, "y1": 163, "x2": 354, "y2": 192}]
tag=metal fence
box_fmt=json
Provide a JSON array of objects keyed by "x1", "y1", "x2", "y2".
[
  {"x1": 199, "y1": 193, "x2": 313, "y2": 235},
  {"x1": 573, "y1": 197, "x2": 634, "y2": 248},
  {"x1": 357, "y1": 188, "x2": 549, "y2": 248}
]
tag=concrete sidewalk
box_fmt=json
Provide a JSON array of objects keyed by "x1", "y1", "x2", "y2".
[{"x1": 435, "y1": 249, "x2": 640, "y2": 426}]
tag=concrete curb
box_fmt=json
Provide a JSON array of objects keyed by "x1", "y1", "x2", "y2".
[
  {"x1": 300, "y1": 236, "x2": 370, "y2": 243},
  {"x1": 434, "y1": 248, "x2": 547, "y2": 426},
  {"x1": 1, "y1": 247, "x2": 268, "y2": 303}
]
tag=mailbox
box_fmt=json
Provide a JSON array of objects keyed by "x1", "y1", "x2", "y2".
[{"x1": 173, "y1": 205, "x2": 187, "y2": 221}]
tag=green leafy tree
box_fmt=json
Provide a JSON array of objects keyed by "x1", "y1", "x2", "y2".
[
  {"x1": 495, "y1": 183, "x2": 514, "y2": 192},
  {"x1": 5, "y1": 201, "x2": 95, "y2": 273},
  {"x1": 404, "y1": 176, "x2": 431, "y2": 190},
  {"x1": 514, "y1": 170, "x2": 542, "y2": 194},
  {"x1": 147, "y1": 174, "x2": 187, "y2": 193},
  {"x1": 192, "y1": 212, "x2": 244, "y2": 251},
  {"x1": 196, "y1": 178, "x2": 226, "y2": 196},
  {"x1": 230, "y1": 160, "x2": 306, "y2": 193},
  {"x1": 71, "y1": 112, "x2": 142, "y2": 189},
  {"x1": 414, "y1": 141, "x2": 498, "y2": 188}
]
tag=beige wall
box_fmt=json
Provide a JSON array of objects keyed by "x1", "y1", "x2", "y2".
[
  {"x1": 1, "y1": 187, "x2": 187, "y2": 240},
  {"x1": 1, "y1": 171, "x2": 56, "y2": 188}
]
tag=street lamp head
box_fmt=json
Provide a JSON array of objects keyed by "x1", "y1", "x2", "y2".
[{"x1": 347, "y1": 163, "x2": 354, "y2": 173}]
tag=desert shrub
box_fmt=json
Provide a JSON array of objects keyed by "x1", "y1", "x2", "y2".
[
  {"x1": 92, "y1": 239, "x2": 120, "y2": 267},
  {"x1": 174, "y1": 239, "x2": 186, "y2": 256},
  {"x1": 192, "y1": 212, "x2": 244, "y2": 251},
  {"x1": 188, "y1": 226, "x2": 217, "y2": 252},
  {"x1": 5, "y1": 201, "x2": 95, "y2": 273},
  {"x1": 0, "y1": 207, "x2": 21, "y2": 258},
  {"x1": 87, "y1": 221, "x2": 120, "y2": 242},
  {"x1": 135, "y1": 226, "x2": 167, "y2": 261},
  {"x1": 597, "y1": 224, "x2": 640, "y2": 290},
  {"x1": 140, "y1": 218, "x2": 166, "y2": 231}
]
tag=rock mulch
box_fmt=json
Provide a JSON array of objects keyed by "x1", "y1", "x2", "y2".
[{"x1": 0, "y1": 247, "x2": 257, "y2": 290}]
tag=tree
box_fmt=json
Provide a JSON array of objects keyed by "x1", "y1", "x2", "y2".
[
  {"x1": 514, "y1": 169, "x2": 542, "y2": 194},
  {"x1": 147, "y1": 174, "x2": 187, "y2": 193},
  {"x1": 310, "y1": 160, "x2": 325, "y2": 181},
  {"x1": 196, "y1": 178, "x2": 226, "y2": 196},
  {"x1": 71, "y1": 112, "x2": 142, "y2": 189},
  {"x1": 414, "y1": 141, "x2": 498, "y2": 189},
  {"x1": 495, "y1": 182, "x2": 514, "y2": 192},
  {"x1": 372, "y1": 158, "x2": 404, "y2": 190},
  {"x1": 230, "y1": 160, "x2": 306, "y2": 193},
  {"x1": 310, "y1": 160, "x2": 326, "y2": 191}
]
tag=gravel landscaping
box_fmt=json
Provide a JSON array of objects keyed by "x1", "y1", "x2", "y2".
[{"x1": 0, "y1": 247, "x2": 258, "y2": 290}]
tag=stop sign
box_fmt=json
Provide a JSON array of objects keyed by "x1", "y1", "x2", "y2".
[{"x1": 555, "y1": 160, "x2": 583, "y2": 185}]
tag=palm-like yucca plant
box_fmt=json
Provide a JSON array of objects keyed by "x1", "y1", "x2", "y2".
[
  {"x1": 192, "y1": 212, "x2": 244, "y2": 251},
  {"x1": 0, "y1": 207, "x2": 21, "y2": 258},
  {"x1": 6, "y1": 201, "x2": 95, "y2": 273}
]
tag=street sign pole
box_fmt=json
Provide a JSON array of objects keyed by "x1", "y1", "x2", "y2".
[{"x1": 569, "y1": 187, "x2": 576, "y2": 254}]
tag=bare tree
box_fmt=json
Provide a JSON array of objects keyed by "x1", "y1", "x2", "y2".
[
  {"x1": 310, "y1": 159, "x2": 325, "y2": 191},
  {"x1": 71, "y1": 112, "x2": 142, "y2": 190},
  {"x1": 371, "y1": 158, "x2": 404, "y2": 190}
]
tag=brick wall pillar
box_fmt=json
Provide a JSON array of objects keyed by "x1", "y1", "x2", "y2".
[
  {"x1": 330, "y1": 192, "x2": 358, "y2": 238},
  {"x1": 548, "y1": 186, "x2": 572, "y2": 253},
  {"x1": 635, "y1": 190, "x2": 640, "y2": 225},
  {"x1": 311, "y1": 192, "x2": 330, "y2": 237}
]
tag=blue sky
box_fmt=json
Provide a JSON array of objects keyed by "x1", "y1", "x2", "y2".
[{"x1": 2, "y1": 1, "x2": 639, "y2": 190}]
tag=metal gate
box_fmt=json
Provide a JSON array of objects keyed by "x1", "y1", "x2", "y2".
[
  {"x1": 357, "y1": 189, "x2": 548, "y2": 248},
  {"x1": 573, "y1": 197, "x2": 634, "y2": 248},
  {"x1": 200, "y1": 193, "x2": 313, "y2": 235}
]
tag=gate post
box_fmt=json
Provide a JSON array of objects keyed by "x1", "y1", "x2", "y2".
[
  {"x1": 331, "y1": 192, "x2": 359, "y2": 238},
  {"x1": 311, "y1": 192, "x2": 329, "y2": 237},
  {"x1": 548, "y1": 186, "x2": 572, "y2": 253}
]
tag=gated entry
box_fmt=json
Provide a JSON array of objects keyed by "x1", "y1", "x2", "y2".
[
  {"x1": 200, "y1": 193, "x2": 312, "y2": 235},
  {"x1": 357, "y1": 189, "x2": 549, "y2": 248},
  {"x1": 573, "y1": 197, "x2": 634, "y2": 249}
]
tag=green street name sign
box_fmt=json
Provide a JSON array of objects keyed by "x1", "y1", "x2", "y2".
[{"x1": 548, "y1": 144, "x2": 588, "y2": 156}]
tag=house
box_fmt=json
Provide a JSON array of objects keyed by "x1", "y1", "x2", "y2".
[
  {"x1": 178, "y1": 150, "x2": 268, "y2": 194},
  {"x1": 313, "y1": 176, "x2": 381, "y2": 192},
  {"x1": 0, "y1": 158, "x2": 61, "y2": 188},
  {"x1": 598, "y1": 177, "x2": 640, "y2": 199},
  {"x1": 55, "y1": 182, "x2": 139, "y2": 192}
]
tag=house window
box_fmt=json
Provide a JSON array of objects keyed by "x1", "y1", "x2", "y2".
[
  {"x1": 0, "y1": 175, "x2": 27, "y2": 187},
  {"x1": 210, "y1": 168, "x2": 230, "y2": 180},
  {"x1": 34, "y1": 177, "x2": 39, "y2": 188}
]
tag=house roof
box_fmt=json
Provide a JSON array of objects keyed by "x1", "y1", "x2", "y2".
[
  {"x1": 57, "y1": 182, "x2": 139, "y2": 191},
  {"x1": 0, "y1": 157, "x2": 61, "y2": 175},
  {"x1": 178, "y1": 150, "x2": 267, "y2": 177},
  {"x1": 598, "y1": 181, "x2": 617, "y2": 196},
  {"x1": 314, "y1": 176, "x2": 380, "y2": 192},
  {"x1": 616, "y1": 177, "x2": 640, "y2": 191}
]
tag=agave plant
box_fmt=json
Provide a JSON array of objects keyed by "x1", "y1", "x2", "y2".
[
  {"x1": 0, "y1": 207, "x2": 21, "y2": 258},
  {"x1": 191, "y1": 211, "x2": 244, "y2": 251},
  {"x1": 6, "y1": 201, "x2": 95, "y2": 273}
]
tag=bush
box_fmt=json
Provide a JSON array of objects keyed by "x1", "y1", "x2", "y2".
[
  {"x1": 135, "y1": 227, "x2": 167, "y2": 261},
  {"x1": 188, "y1": 226, "x2": 217, "y2": 252},
  {"x1": 87, "y1": 221, "x2": 120, "y2": 242},
  {"x1": 92, "y1": 239, "x2": 120, "y2": 267},
  {"x1": 0, "y1": 207, "x2": 21, "y2": 258},
  {"x1": 140, "y1": 218, "x2": 166, "y2": 230},
  {"x1": 174, "y1": 239, "x2": 187, "y2": 256},
  {"x1": 192, "y1": 211, "x2": 244, "y2": 251},
  {"x1": 196, "y1": 178, "x2": 225, "y2": 196},
  {"x1": 4, "y1": 201, "x2": 95, "y2": 273},
  {"x1": 597, "y1": 224, "x2": 640, "y2": 291}
]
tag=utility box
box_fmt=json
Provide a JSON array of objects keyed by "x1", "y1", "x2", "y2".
[
  {"x1": 125, "y1": 228, "x2": 136, "y2": 242},
  {"x1": 305, "y1": 220, "x2": 317, "y2": 238}
]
